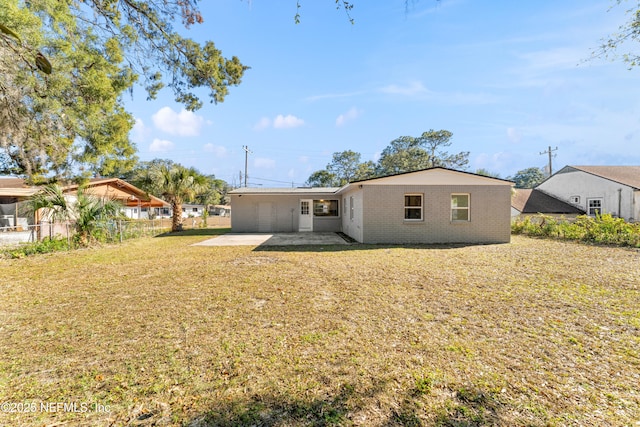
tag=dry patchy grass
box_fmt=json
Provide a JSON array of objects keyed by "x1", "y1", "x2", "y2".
[{"x1": 0, "y1": 233, "x2": 639, "y2": 426}]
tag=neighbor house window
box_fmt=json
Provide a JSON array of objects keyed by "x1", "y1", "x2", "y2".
[
  {"x1": 404, "y1": 194, "x2": 423, "y2": 220},
  {"x1": 313, "y1": 200, "x2": 339, "y2": 217},
  {"x1": 587, "y1": 198, "x2": 602, "y2": 216},
  {"x1": 192, "y1": 207, "x2": 198, "y2": 212},
  {"x1": 451, "y1": 194, "x2": 470, "y2": 221}
]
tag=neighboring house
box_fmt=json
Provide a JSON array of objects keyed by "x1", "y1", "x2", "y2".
[
  {"x1": 211, "y1": 204, "x2": 231, "y2": 217},
  {"x1": 63, "y1": 178, "x2": 169, "y2": 220},
  {"x1": 230, "y1": 167, "x2": 513, "y2": 244},
  {"x1": 181, "y1": 203, "x2": 205, "y2": 218},
  {"x1": 511, "y1": 188, "x2": 585, "y2": 219},
  {"x1": 536, "y1": 166, "x2": 640, "y2": 222},
  {"x1": 0, "y1": 177, "x2": 168, "y2": 238}
]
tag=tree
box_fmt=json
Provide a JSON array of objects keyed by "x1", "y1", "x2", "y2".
[
  {"x1": 1, "y1": 0, "x2": 248, "y2": 180},
  {"x1": 475, "y1": 168, "x2": 501, "y2": 178},
  {"x1": 509, "y1": 167, "x2": 545, "y2": 189},
  {"x1": 595, "y1": 2, "x2": 640, "y2": 69},
  {"x1": 133, "y1": 161, "x2": 208, "y2": 232},
  {"x1": 30, "y1": 183, "x2": 122, "y2": 245},
  {"x1": 376, "y1": 130, "x2": 469, "y2": 175},
  {"x1": 327, "y1": 150, "x2": 363, "y2": 185},
  {"x1": 306, "y1": 170, "x2": 339, "y2": 187},
  {"x1": 194, "y1": 176, "x2": 227, "y2": 227},
  {"x1": 306, "y1": 150, "x2": 379, "y2": 187}
]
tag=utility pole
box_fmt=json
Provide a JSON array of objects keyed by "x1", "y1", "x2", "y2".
[
  {"x1": 243, "y1": 145, "x2": 252, "y2": 187},
  {"x1": 539, "y1": 146, "x2": 558, "y2": 176}
]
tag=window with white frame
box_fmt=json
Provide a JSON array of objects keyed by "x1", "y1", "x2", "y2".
[
  {"x1": 587, "y1": 198, "x2": 603, "y2": 216},
  {"x1": 404, "y1": 194, "x2": 423, "y2": 220},
  {"x1": 451, "y1": 193, "x2": 470, "y2": 221}
]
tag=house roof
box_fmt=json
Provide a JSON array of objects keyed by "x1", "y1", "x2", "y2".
[
  {"x1": 0, "y1": 178, "x2": 40, "y2": 198},
  {"x1": 0, "y1": 177, "x2": 169, "y2": 207},
  {"x1": 230, "y1": 187, "x2": 340, "y2": 195},
  {"x1": 512, "y1": 189, "x2": 584, "y2": 214},
  {"x1": 348, "y1": 167, "x2": 514, "y2": 185},
  {"x1": 567, "y1": 166, "x2": 640, "y2": 190},
  {"x1": 231, "y1": 168, "x2": 513, "y2": 196},
  {"x1": 64, "y1": 178, "x2": 169, "y2": 208}
]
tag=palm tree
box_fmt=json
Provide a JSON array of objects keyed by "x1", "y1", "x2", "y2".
[
  {"x1": 139, "y1": 163, "x2": 208, "y2": 232},
  {"x1": 30, "y1": 183, "x2": 122, "y2": 245}
]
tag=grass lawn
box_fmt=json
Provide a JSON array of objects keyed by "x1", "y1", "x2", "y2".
[{"x1": 1, "y1": 231, "x2": 638, "y2": 426}]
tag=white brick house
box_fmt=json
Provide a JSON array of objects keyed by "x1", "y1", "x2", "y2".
[{"x1": 230, "y1": 168, "x2": 513, "y2": 244}]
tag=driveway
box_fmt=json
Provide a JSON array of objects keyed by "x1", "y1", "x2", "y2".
[{"x1": 193, "y1": 232, "x2": 350, "y2": 247}]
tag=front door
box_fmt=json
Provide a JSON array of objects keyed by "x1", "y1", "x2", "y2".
[{"x1": 298, "y1": 199, "x2": 313, "y2": 232}]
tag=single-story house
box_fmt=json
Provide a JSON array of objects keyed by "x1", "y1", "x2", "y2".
[
  {"x1": 511, "y1": 188, "x2": 585, "y2": 219},
  {"x1": 0, "y1": 177, "x2": 168, "y2": 241},
  {"x1": 535, "y1": 165, "x2": 640, "y2": 222},
  {"x1": 230, "y1": 167, "x2": 514, "y2": 244}
]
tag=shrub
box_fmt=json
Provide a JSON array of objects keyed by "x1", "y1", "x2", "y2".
[
  {"x1": 512, "y1": 214, "x2": 640, "y2": 247},
  {"x1": 3, "y1": 238, "x2": 70, "y2": 258}
]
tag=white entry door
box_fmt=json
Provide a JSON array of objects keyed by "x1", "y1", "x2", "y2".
[
  {"x1": 258, "y1": 202, "x2": 273, "y2": 232},
  {"x1": 298, "y1": 199, "x2": 313, "y2": 232}
]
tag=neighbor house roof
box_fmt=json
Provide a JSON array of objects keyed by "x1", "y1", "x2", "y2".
[
  {"x1": 512, "y1": 189, "x2": 584, "y2": 215},
  {"x1": 0, "y1": 178, "x2": 40, "y2": 198},
  {"x1": 63, "y1": 178, "x2": 169, "y2": 208},
  {"x1": 0, "y1": 177, "x2": 168, "y2": 207},
  {"x1": 568, "y1": 166, "x2": 640, "y2": 190}
]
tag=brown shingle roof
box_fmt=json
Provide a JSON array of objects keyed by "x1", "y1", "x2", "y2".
[
  {"x1": 570, "y1": 166, "x2": 640, "y2": 190},
  {"x1": 512, "y1": 189, "x2": 584, "y2": 214},
  {"x1": 0, "y1": 178, "x2": 31, "y2": 189}
]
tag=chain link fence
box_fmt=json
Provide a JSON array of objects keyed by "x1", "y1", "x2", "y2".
[{"x1": 0, "y1": 215, "x2": 231, "y2": 246}]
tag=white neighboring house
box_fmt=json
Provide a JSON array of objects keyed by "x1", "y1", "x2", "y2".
[
  {"x1": 181, "y1": 204, "x2": 205, "y2": 218},
  {"x1": 536, "y1": 165, "x2": 640, "y2": 222}
]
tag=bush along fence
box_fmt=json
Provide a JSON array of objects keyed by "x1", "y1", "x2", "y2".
[
  {"x1": 512, "y1": 213, "x2": 640, "y2": 248},
  {"x1": 0, "y1": 218, "x2": 172, "y2": 250}
]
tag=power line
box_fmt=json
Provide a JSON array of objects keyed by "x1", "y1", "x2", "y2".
[{"x1": 539, "y1": 146, "x2": 558, "y2": 176}]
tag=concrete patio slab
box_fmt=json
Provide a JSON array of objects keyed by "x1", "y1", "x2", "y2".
[{"x1": 193, "y1": 232, "x2": 349, "y2": 247}]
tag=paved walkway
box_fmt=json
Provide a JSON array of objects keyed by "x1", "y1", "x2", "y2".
[{"x1": 192, "y1": 232, "x2": 349, "y2": 247}]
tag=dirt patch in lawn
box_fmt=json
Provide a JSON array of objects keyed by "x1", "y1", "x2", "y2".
[{"x1": 0, "y1": 235, "x2": 638, "y2": 426}]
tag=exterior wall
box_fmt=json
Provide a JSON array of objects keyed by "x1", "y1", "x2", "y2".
[
  {"x1": 340, "y1": 187, "x2": 364, "y2": 242},
  {"x1": 230, "y1": 194, "x2": 341, "y2": 233},
  {"x1": 537, "y1": 169, "x2": 637, "y2": 221},
  {"x1": 360, "y1": 184, "x2": 511, "y2": 244}
]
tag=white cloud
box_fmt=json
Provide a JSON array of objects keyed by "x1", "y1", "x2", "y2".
[
  {"x1": 274, "y1": 114, "x2": 305, "y2": 129},
  {"x1": 152, "y1": 106, "x2": 206, "y2": 136},
  {"x1": 254, "y1": 158, "x2": 276, "y2": 169},
  {"x1": 336, "y1": 107, "x2": 362, "y2": 127},
  {"x1": 473, "y1": 152, "x2": 512, "y2": 174},
  {"x1": 380, "y1": 81, "x2": 429, "y2": 96},
  {"x1": 507, "y1": 127, "x2": 522, "y2": 144},
  {"x1": 255, "y1": 114, "x2": 305, "y2": 130},
  {"x1": 254, "y1": 117, "x2": 271, "y2": 131},
  {"x1": 149, "y1": 138, "x2": 174, "y2": 152},
  {"x1": 298, "y1": 156, "x2": 310, "y2": 163},
  {"x1": 203, "y1": 143, "x2": 228, "y2": 157},
  {"x1": 131, "y1": 118, "x2": 151, "y2": 142}
]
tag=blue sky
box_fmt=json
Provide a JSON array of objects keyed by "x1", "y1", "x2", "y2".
[{"x1": 126, "y1": 0, "x2": 640, "y2": 187}]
